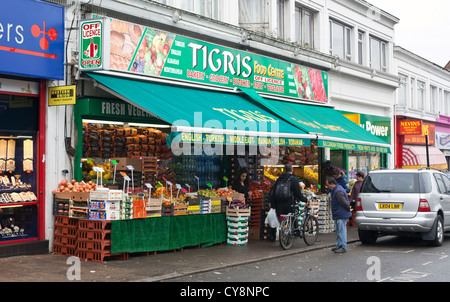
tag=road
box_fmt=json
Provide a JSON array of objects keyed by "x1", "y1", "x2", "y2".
[{"x1": 167, "y1": 234, "x2": 450, "y2": 282}]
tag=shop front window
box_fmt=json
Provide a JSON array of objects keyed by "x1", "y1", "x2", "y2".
[
  {"x1": 347, "y1": 151, "x2": 381, "y2": 181},
  {"x1": 0, "y1": 94, "x2": 39, "y2": 243}
]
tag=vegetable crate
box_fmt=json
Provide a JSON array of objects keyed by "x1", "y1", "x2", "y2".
[{"x1": 226, "y1": 206, "x2": 251, "y2": 217}]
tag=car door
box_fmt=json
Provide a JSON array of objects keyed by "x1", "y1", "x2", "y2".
[{"x1": 439, "y1": 174, "x2": 450, "y2": 226}]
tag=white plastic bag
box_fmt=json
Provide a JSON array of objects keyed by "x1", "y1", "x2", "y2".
[{"x1": 266, "y1": 208, "x2": 279, "y2": 228}]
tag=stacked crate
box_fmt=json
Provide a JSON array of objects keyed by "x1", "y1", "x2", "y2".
[
  {"x1": 76, "y1": 219, "x2": 128, "y2": 263},
  {"x1": 317, "y1": 196, "x2": 335, "y2": 234},
  {"x1": 226, "y1": 216, "x2": 249, "y2": 246},
  {"x1": 248, "y1": 194, "x2": 264, "y2": 239},
  {"x1": 52, "y1": 215, "x2": 78, "y2": 256}
]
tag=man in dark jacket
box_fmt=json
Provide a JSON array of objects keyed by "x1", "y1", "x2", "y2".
[
  {"x1": 269, "y1": 164, "x2": 307, "y2": 218},
  {"x1": 327, "y1": 177, "x2": 352, "y2": 253},
  {"x1": 332, "y1": 169, "x2": 351, "y2": 193}
]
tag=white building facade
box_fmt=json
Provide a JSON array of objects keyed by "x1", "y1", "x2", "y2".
[{"x1": 37, "y1": 0, "x2": 403, "y2": 251}]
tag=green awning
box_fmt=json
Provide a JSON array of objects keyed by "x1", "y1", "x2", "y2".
[
  {"x1": 241, "y1": 88, "x2": 390, "y2": 153},
  {"x1": 86, "y1": 72, "x2": 312, "y2": 147}
]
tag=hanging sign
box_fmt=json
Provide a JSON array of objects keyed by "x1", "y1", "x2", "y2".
[
  {"x1": 398, "y1": 120, "x2": 422, "y2": 135},
  {"x1": 48, "y1": 85, "x2": 76, "y2": 106},
  {"x1": 79, "y1": 18, "x2": 110, "y2": 70}
]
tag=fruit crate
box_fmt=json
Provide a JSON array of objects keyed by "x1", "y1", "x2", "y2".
[
  {"x1": 53, "y1": 234, "x2": 77, "y2": 248},
  {"x1": 226, "y1": 206, "x2": 251, "y2": 217},
  {"x1": 76, "y1": 250, "x2": 129, "y2": 263},
  {"x1": 54, "y1": 215, "x2": 78, "y2": 227},
  {"x1": 53, "y1": 244, "x2": 76, "y2": 256},
  {"x1": 77, "y1": 229, "x2": 111, "y2": 241},
  {"x1": 77, "y1": 239, "x2": 111, "y2": 252},
  {"x1": 78, "y1": 219, "x2": 111, "y2": 231},
  {"x1": 54, "y1": 225, "x2": 77, "y2": 238}
]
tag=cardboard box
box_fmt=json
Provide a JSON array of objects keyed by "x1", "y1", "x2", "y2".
[
  {"x1": 54, "y1": 192, "x2": 90, "y2": 202},
  {"x1": 90, "y1": 189, "x2": 123, "y2": 201},
  {"x1": 88, "y1": 210, "x2": 121, "y2": 220},
  {"x1": 111, "y1": 157, "x2": 143, "y2": 172},
  {"x1": 88, "y1": 200, "x2": 121, "y2": 211}
]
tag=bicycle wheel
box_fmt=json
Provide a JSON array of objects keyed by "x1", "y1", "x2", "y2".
[
  {"x1": 279, "y1": 218, "x2": 294, "y2": 250},
  {"x1": 303, "y1": 215, "x2": 319, "y2": 246}
]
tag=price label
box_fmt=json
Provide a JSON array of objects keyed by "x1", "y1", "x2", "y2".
[
  {"x1": 111, "y1": 160, "x2": 118, "y2": 165},
  {"x1": 207, "y1": 183, "x2": 212, "y2": 188},
  {"x1": 176, "y1": 184, "x2": 182, "y2": 189}
]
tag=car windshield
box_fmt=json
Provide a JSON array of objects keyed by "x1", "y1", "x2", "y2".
[{"x1": 360, "y1": 173, "x2": 422, "y2": 193}]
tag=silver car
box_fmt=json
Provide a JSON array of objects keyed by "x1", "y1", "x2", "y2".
[{"x1": 356, "y1": 168, "x2": 450, "y2": 246}]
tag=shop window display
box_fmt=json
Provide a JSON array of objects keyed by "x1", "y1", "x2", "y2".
[{"x1": 0, "y1": 94, "x2": 39, "y2": 242}]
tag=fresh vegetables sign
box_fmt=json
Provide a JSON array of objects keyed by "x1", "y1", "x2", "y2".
[{"x1": 86, "y1": 18, "x2": 328, "y2": 104}]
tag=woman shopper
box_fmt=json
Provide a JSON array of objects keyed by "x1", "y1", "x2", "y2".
[
  {"x1": 348, "y1": 171, "x2": 365, "y2": 226},
  {"x1": 232, "y1": 168, "x2": 251, "y2": 201},
  {"x1": 327, "y1": 177, "x2": 352, "y2": 253}
]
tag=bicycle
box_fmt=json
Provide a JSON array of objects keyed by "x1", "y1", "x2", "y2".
[{"x1": 278, "y1": 201, "x2": 319, "y2": 250}]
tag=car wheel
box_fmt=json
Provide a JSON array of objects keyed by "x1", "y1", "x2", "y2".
[
  {"x1": 358, "y1": 229, "x2": 378, "y2": 244},
  {"x1": 428, "y1": 215, "x2": 444, "y2": 247}
]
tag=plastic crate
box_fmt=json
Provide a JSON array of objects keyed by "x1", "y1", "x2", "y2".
[
  {"x1": 54, "y1": 215, "x2": 78, "y2": 227},
  {"x1": 77, "y1": 239, "x2": 111, "y2": 252},
  {"x1": 78, "y1": 219, "x2": 111, "y2": 231},
  {"x1": 52, "y1": 244, "x2": 76, "y2": 256},
  {"x1": 53, "y1": 234, "x2": 77, "y2": 248},
  {"x1": 77, "y1": 229, "x2": 111, "y2": 241}
]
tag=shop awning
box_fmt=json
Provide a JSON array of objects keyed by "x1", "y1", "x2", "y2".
[
  {"x1": 240, "y1": 88, "x2": 391, "y2": 153},
  {"x1": 402, "y1": 145, "x2": 447, "y2": 170},
  {"x1": 86, "y1": 72, "x2": 313, "y2": 147}
]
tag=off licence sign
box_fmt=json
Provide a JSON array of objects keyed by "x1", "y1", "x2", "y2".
[{"x1": 398, "y1": 120, "x2": 422, "y2": 135}]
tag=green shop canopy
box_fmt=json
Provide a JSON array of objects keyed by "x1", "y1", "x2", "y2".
[
  {"x1": 86, "y1": 72, "x2": 312, "y2": 147},
  {"x1": 241, "y1": 88, "x2": 390, "y2": 153}
]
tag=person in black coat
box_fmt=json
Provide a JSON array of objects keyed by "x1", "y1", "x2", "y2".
[
  {"x1": 269, "y1": 164, "x2": 307, "y2": 216},
  {"x1": 232, "y1": 168, "x2": 251, "y2": 201}
]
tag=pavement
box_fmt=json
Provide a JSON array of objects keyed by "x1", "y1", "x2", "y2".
[{"x1": 0, "y1": 226, "x2": 359, "y2": 282}]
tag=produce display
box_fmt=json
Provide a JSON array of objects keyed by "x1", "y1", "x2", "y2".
[{"x1": 52, "y1": 178, "x2": 98, "y2": 193}]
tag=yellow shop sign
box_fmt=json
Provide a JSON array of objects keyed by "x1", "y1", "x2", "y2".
[{"x1": 48, "y1": 85, "x2": 76, "y2": 106}]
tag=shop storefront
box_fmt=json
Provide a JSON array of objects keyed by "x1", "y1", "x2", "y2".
[
  {"x1": 0, "y1": 0, "x2": 64, "y2": 256},
  {"x1": 435, "y1": 115, "x2": 450, "y2": 170},
  {"x1": 50, "y1": 16, "x2": 390, "y2": 260},
  {"x1": 340, "y1": 112, "x2": 391, "y2": 180},
  {"x1": 395, "y1": 117, "x2": 447, "y2": 170}
]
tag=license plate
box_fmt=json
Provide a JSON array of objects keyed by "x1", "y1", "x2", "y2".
[{"x1": 378, "y1": 203, "x2": 402, "y2": 210}]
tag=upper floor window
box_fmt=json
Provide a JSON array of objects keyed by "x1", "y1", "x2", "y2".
[
  {"x1": 398, "y1": 74, "x2": 408, "y2": 106},
  {"x1": 330, "y1": 20, "x2": 352, "y2": 61},
  {"x1": 357, "y1": 31, "x2": 365, "y2": 65},
  {"x1": 445, "y1": 91, "x2": 450, "y2": 116},
  {"x1": 430, "y1": 85, "x2": 438, "y2": 113},
  {"x1": 181, "y1": 0, "x2": 219, "y2": 19},
  {"x1": 417, "y1": 80, "x2": 425, "y2": 110},
  {"x1": 239, "y1": 0, "x2": 268, "y2": 32},
  {"x1": 277, "y1": 0, "x2": 285, "y2": 39},
  {"x1": 295, "y1": 6, "x2": 314, "y2": 48},
  {"x1": 369, "y1": 36, "x2": 387, "y2": 72}
]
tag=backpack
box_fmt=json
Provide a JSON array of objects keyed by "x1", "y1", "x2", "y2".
[{"x1": 274, "y1": 177, "x2": 293, "y2": 202}]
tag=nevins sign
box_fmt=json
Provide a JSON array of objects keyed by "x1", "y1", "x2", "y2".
[
  {"x1": 0, "y1": 0, "x2": 64, "y2": 80},
  {"x1": 398, "y1": 120, "x2": 423, "y2": 135}
]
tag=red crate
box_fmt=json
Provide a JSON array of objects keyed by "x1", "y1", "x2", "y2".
[
  {"x1": 77, "y1": 250, "x2": 129, "y2": 263},
  {"x1": 54, "y1": 225, "x2": 77, "y2": 238},
  {"x1": 53, "y1": 234, "x2": 77, "y2": 248},
  {"x1": 53, "y1": 243, "x2": 76, "y2": 256},
  {"x1": 78, "y1": 219, "x2": 111, "y2": 231},
  {"x1": 54, "y1": 215, "x2": 78, "y2": 227},
  {"x1": 77, "y1": 239, "x2": 111, "y2": 252},
  {"x1": 77, "y1": 229, "x2": 111, "y2": 241}
]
